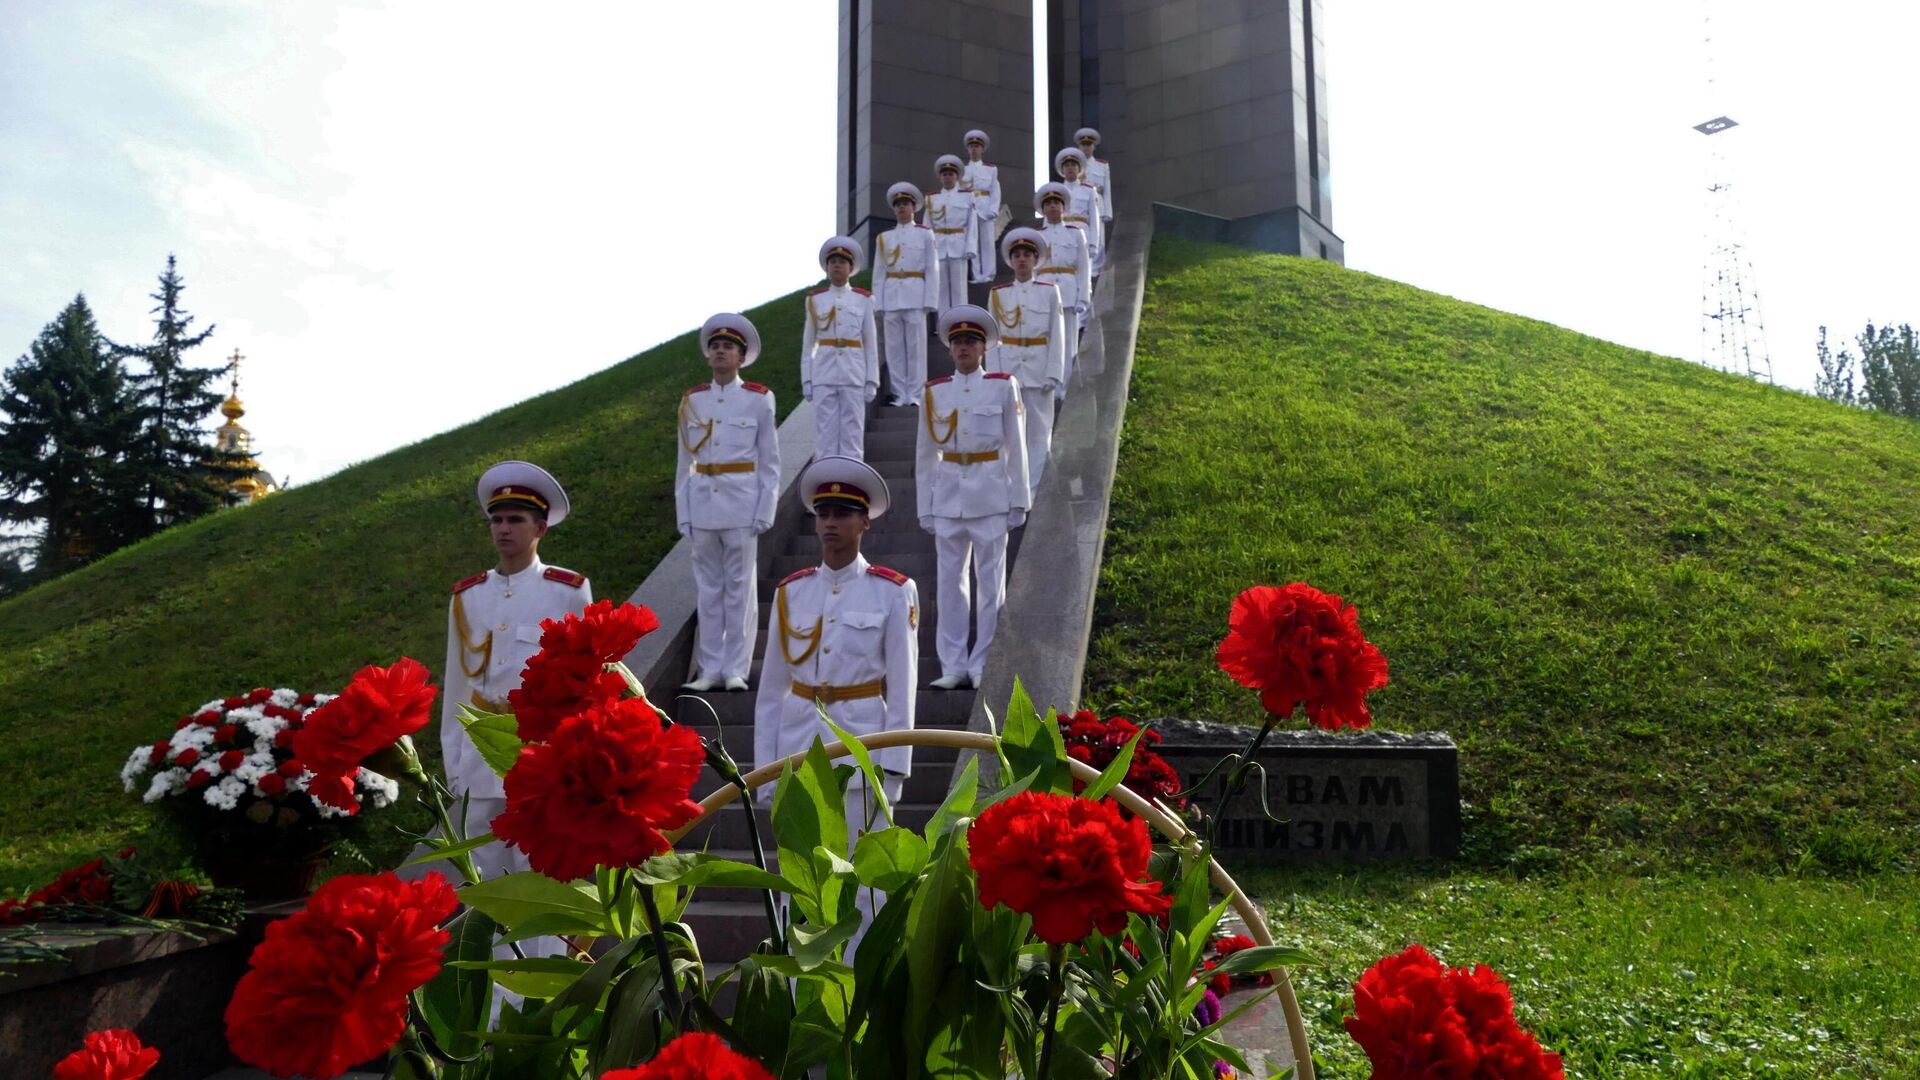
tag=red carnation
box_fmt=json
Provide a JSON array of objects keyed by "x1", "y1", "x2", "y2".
[
  {"x1": 248, "y1": 687, "x2": 273, "y2": 703},
  {"x1": 1055, "y1": 710, "x2": 1186, "y2": 816},
  {"x1": 216, "y1": 723, "x2": 240, "y2": 743},
  {"x1": 223, "y1": 696, "x2": 245, "y2": 709},
  {"x1": 225, "y1": 873, "x2": 456, "y2": 1079},
  {"x1": 174, "y1": 716, "x2": 194, "y2": 730},
  {"x1": 492, "y1": 695, "x2": 703, "y2": 882},
  {"x1": 186, "y1": 770, "x2": 213, "y2": 790},
  {"x1": 508, "y1": 600, "x2": 660, "y2": 742},
  {"x1": 1345, "y1": 945, "x2": 1564, "y2": 1080},
  {"x1": 602, "y1": 1031, "x2": 775, "y2": 1080},
  {"x1": 968, "y1": 790, "x2": 1172, "y2": 944},
  {"x1": 148, "y1": 742, "x2": 169, "y2": 765},
  {"x1": 275, "y1": 728, "x2": 297, "y2": 749},
  {"x1": 257, "y1": 773, "x2": 286, "y2": 797},
  {"x1": 291, "y1": 658, "x2": 436, "y2": 815},
  {"x1": 277, "y1": 759, "x2": 305, "y2": 777},
  {"x1": 1203, "y1": 958, "x2": 1231, "y2": 996},
  {"x1": 173, "y1": 747, "x2": 200, "y2": 767},
  {"x1": 1213, "y1": 932, "x2": 1273, "y2": 987},
  {"x1": 219, "y1": 750, "x2": 246, "y2": 771},
  {"x1": 1216, "y1": 583, "x2": 1389, "y2": 730},
  {"x1": 53, "y1": 1028, "x2": 159, "y2": 1080},
  {"x1": 297, "y1": 692, "x2": 317, "y2": 705}
]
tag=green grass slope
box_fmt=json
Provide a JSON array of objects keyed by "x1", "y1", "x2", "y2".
[
  {"x1": 0, "y1": 284, "x2": 815, "y2": 891},
  {"x1": 1091, "y1": 236, "x2": 1920, "y2": 874}
]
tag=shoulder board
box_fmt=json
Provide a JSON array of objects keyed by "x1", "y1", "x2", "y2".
[
  {"x1": 992, "y1": 282, "x2": 1013, "y2": 290},
  {"x1": 809, "y1": 287, "x2": 829, "y2": 296},
  {"x1": 778, "y1": 566, "x2": 818, "y2": 588},
  {"x1": 686, "y1": 382, "x2": 711, "y2": 394},
  {"x1": 542, "y1": 567, "x2": 587, "y2": 588},
  {"x1": 451, "y1": 571, "x2": 489, "y2": 595},
  {"x1": 915, "y1": 223, "x2": 931, "y2": 229},
  {"x1": 866, "y1": 565, "x2": 910, "y2": 586},
  {"x1": 1036, "y1": 279, "x2": 1057, "y2": 287},
  {"x1": 985, "y1": 160, "x2": 998, "y2": 167},
  {"x1": 1065, "y1": 222, "x2": 1086, "y2": 232},
  {"x1": 926, "y1": 375, "x2": 953, "y2": 386},
  {"x1": 1096, "y1": 157, "x2": 1109, "y2": 164},
  {"x1": 984, "y1": 371, "x2": 1013, "y2": 380},
  {"x1": 852, "y1": 286, "x2": 872, "y2": 297},
  {"x1": 742, "y1": 381, "x2": 769, "y2": 394}
]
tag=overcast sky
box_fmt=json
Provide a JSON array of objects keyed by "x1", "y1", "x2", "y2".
[{"x1": 4, "y1": 1, "x2": 1917, "y2": 484}]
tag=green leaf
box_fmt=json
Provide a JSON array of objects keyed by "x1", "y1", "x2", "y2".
[
  {"x1": 905, "y1": 830, "x2": 973, "y2": 1049},
  {"x1": 792, "y1": 907, "x2": 863, "y2": 969},
  {"x1": 399, "y1": 831, "x2": 496, "y2": 869},
  {"x1": 415, "y1": 907, "x2": 495, "y2": 1059},
  {"x1": 927, "y1": 755, "x2": 979, "y2": 841},
  {"x1": 631, "y1": 851, "x2": 794, "y2": 892},
  {"x1": 821, "y1": 712, "x2": 894, "y2": 828},
  {"x1": 457, "y1": 704, "x2": 523, "y2": 778},
  {"x1": 448, "y1": 956, "x2": 593, "y2": 1001},
  {"x1": 458, "y1": 871, "x2": 608, "y2": 933},
  {"x1": 591, "y1": 964, "x2": 664, "y2": 1073},
  {"x1": 1079, "y1": 725, "x2": 1149, "y2": 803},
  {"x1": 494, "y1": 911, "x2": 608, "y2": 946},
  {"x1": 853, "y1": 826, "x2": 930, "y2": 893},
  {"x1": 980, "y1": 764, "x2": 1043, "y2": 810},
  {"x1": 730, "y1": 956, "x2": 794, "y2": 1069},
  {"x1": 999, "y1": 678, "x2": 1070, "y2": 796},
  {"x1": 526, "y1": 934, "x2": 643, "y2": 1037},
  {"x1": 774, "y1": 738, "x2": 849, "y2": 922},
  {"x1": 1211, "y1": 943, "x2": 1318, "y2": 977}
]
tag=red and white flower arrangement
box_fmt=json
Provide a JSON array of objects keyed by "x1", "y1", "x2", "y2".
[{"x1": 119, "y1": 662, "x2": 431, "y2": 822}]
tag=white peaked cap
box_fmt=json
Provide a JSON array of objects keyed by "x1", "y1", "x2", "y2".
[
  {"x1": 964, "y1": 128, "x2": 990, "y2": 148},
  {"x1": 1001, "y1": 226, "x2": 1049, "y2": 264},
  {"x1": 1034, "y1": 182, "x2": 1074, "y2": 212},
  {"x1": 935, "y1": 153, "x2": 965, "y2": 174},
  {"x1": 1054, "y1": 147, "x2": 1087, "y2": 174},
  {"x1": 887, "y1": 181, "x2": 924, "y2": 206},
  {"x1": 937, "y1": 304, "x2": 1000, "y2": 350},
  {"x1": 476, "y1": 460, "x2": 570, "y2": 526},
  {"x1": 801, "y1": 455, "x2": 891, "y2": 518},
  {"x1": 819, "y1": 235, "x2": 865, "y2": 274},
  {"x1": 700, "y1": 312, "x2": 762, "y2": 368},
  {"x1": 1074, "y1": 127, "x2": 1102, "y2": 144}
]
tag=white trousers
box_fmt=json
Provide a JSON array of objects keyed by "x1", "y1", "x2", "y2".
[
  {"x1": 970, "y1": 212, "x2": 999, "y2": 283},
  {"x1": 813, "y1": 385, "x2": 868, "y2": 460},
  {"x1": 689, "y1": 525, "x2": 758, "y2": 682},
  {"x1": 881, "y1": 309, "x2": 928, "y2": 404},
  {"x1": 938, "y1": 257, "x2": 970, "y2": 310},
  {"x1": 932, "y1": 514, "x2": 1009, "y2": 682},
  {"x1": 459, "y1": 797, "x2": 562, "y2": 1018},
  {"x1": 1020, "y1": 387, "x2": 1056, "y2": 499},
  {"x1": 843, "y1": 771, "x2": 905, "y2": 962}
]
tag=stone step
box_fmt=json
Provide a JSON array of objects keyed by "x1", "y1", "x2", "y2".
[{"x1": 679, "y1": 801, "x2": 941, "y2": 860}]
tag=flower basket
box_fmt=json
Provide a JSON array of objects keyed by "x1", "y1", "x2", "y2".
[{"x1": 666, "y1": 727, "x2": 1319, "y2": 1077}]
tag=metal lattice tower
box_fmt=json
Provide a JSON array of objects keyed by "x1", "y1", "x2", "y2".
[{"x1": 1695, "y1": 5, "x2": 1771, "y2": 382}]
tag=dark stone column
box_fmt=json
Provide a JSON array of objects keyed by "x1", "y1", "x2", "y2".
[{"x1": 838, "y1": 0, "x2": 1037, "y2": 255}]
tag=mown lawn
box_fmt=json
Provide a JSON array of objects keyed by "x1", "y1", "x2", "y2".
[
  {"x1": 1091, "y1": 236, "x2": 1920, "y2": 1077},
  {"x1": 0, "y1": 282, "x2": 821, "y2": 892},
  {"x1": 1091, "y1": 236, "x2": 1920, "y2": 874},
  {"x1": 1248, "y1": 867, "x2": 1920, "y2": 1079}
]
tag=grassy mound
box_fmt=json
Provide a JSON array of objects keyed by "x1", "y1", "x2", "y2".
[
  {"x1": 1090, "y1": 236, "x2": 1920, "y2": 873},
  {"x1": 0, "y1": 285, "x2": 813, "y2": 891}
]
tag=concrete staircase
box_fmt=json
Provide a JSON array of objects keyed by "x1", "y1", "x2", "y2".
[{"x1": 670, "y1": 276, "x2": 1015, "y2": 961}]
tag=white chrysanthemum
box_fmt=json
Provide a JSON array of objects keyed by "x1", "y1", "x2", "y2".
[
  {"x1": 206, "y1": 774, "x2": 246, "y2": 811},
  {"x1": 232, "y1": 752, "x2": 275, "y2": 784},
  {"x1": 175, "y1": 725, "x2": 217, "y2": 752},
  {"x1": 143, "y1": 769, "x2": 184, "y2": 803},
  {"x1": 356, "y1": 767, "x2": 400, "y2": 809},
  {"x1": 120, "y1": 746, "x2": 152, "y2": 791},
  {"x1": 196, "y1": 698, "x2": 227, "y2": 716},
  {"x1": 271, "y1": 688, "x2": 300, "y2": 708}
]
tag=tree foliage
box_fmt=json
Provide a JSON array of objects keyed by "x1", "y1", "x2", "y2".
[
  {"x1": 112, "y1": 254, "x2": 235, "y2": 537},
  {"x1": 0, "y1": 294, "x2": 140, "y2": 590},
  {"x1": 1814, "y1": 321, "x2": 1920, "y2": 419}
]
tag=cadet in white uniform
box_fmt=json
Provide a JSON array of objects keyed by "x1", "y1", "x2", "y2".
[
  {"x1": 917, "y1": 306, "x2": 1029, "y2": 689},
  {"x1": 442, "y1": 460, "x2": 593, "y2": 868},
  {"x1": 676, "y1": 313, "x2": 780, "y2": 693},
  {"x1": 962, "y1": 129, "x2": 1004, "y2": 285},
  {"x1": 1035, "y1": 182, "x2": 1094, "y2": 385},
  {"x1": 1054, "y1": 147, "x2": 1106, "y2": 275},
  {"x1": 801, "y1": 236, "x2": 880, "y2": 460},
  {"x1": 874, "y1": 183, "x2": 940, "y2": 407},
  {"x1": 1075, "y1": 127, "x2": 1114, "y2": 225},
  {"x1": 988, "y1": 228, "x2": 1066, "y2": 497},
  {"x1": 927, "y1": 155, "x2": 976, "y2": 311},
  {"x1": 754, "y1": 455, "x2": 917, "y2": 810}
]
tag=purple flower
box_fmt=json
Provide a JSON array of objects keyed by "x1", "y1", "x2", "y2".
[{"x1": 1194, "y1": 987, "x2": 1223, "y2": 1028}]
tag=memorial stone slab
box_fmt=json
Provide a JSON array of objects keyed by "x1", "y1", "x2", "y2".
[{"x1": 1150, "y1": 717, "x2": 1460, "y2": 863}]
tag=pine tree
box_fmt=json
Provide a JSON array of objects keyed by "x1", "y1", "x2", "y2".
[
  {"x1": 0, "y1": 294, "x2": 140, "y2": 589},
  {"x1": 113, "y1": 255, "x2": 232, "y2": 536}
]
